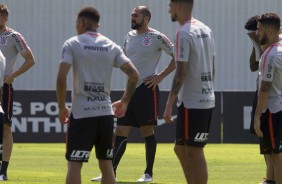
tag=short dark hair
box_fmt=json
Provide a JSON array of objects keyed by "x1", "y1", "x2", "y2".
[
  {"x1": 139, "y1": 6, "x2": 151, "y2": 22},
  {"x1": 0, "y1": 4, "x2": 9, "y2": 17},
  {"x1": 171, "y1": 0, "x2": 193, "y2": 3},
  {"x1": 78, "y1": 6, "x2": 100, "y2": 23},
  {"x1": 244, "y1": 15, "x2": 260, "y2": 31},
  {"x1": 258, "y1": 12, "x2": 281, "y2": 31}
]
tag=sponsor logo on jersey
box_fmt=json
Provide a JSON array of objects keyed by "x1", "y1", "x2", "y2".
[
  {"x1": 87, "y1": 95, "x2": 106, "y2": 102},
  {"x1": 194, "y1": 132, "x2": 209, "y2": 142},
  {"x1": 158, "y1": 34, "x2": 173, "y2": 51},
  {"x1": 266, "y1": 59, "x2": 273, "y2": 78},
  {"x1": 84, "y1": 46, "x2": 108, "y2": 52},
  {"x1": 197, "y1": 34, "x2": 209, "y2": 39},
  {"x1": 142, "y1": 36, "x2": 152, "y2": 46},
  {"x1": 0, "y1": 36, "x2": 7, "y2": 46},
  {"x1": 12, "y1": 33, "x2": 24, "y2": 51},
  {"x1": 202, "y1": 88, "x2": 213, "y2": 94},
  {"x1": 201, "y1": 74, "x2": 212, "y2": 82},
  {"x1": 70, "y1": 150, "x2": 90, "y2": 161},
  {"x1": 199, "y1": 99, "x2": 215, "y2": 103},
  {"x1": 84, "y1": 82, "x2": 104, "y2": 92},
  {"x1": 84, "y1": 104, "x2": 111, "y2": 111}
]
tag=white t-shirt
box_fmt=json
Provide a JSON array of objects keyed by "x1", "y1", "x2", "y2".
[
  {"x1": 258, "y1": 40, "x2": 282, "y2": 113},
  {"x1": 60, "y1": 31, "x2": 129, "y2": 119},
  {"x1": 124, "y1": 28, "x2": 174, "y2": 87},
  {"x1": 174, "y1": 19, "x2": 215, "y2": 109},
  {"x1": 0, "y1": 50, "x2": 5, "y2": 87}
]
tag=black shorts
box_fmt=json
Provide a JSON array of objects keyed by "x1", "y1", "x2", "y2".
[
  {"x1": 176, "y1": 103, "x2": 213, "y2": 147},
  {"x1": 2, "y1": 83, "x2": 14, "y2": 126},
  {"x1": 66, "y1": 115, "x2": 114, "y2": 162},
  {"x1": 0, "y1": 111, "x2": 3, "y2": 144},
  {"x1": 260, "y1": 109, "x2": 282, "y2": 154},
  {"x1": 117, "y1": 83, "x2": 159, "y2": 127},
  {"x1": 250, "y1": 90, "x2": 258, "y2": 135}
]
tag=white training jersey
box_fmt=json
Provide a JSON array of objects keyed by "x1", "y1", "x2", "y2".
[
  {"x1": 0, "y1": 27, "x2": 29, "y2": 76},
  {"x1": 60, "y1": 31, "x2": 129, "y2": 119},
  {"x1": 174, "y1": 19, "x2": 215, "y2": 109},
  {"x1": 124, "y1": 28, "x2": 174, "y2": 87},
  {"x1": 258, "y1": 40, "x2": 282, "y2": 113},
  {"x1": 0, "y1": 50, "x2": 5, "y2": 86}
]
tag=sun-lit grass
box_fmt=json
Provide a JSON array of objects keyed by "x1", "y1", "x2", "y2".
[{"x1": 8, "y1": 143, "x2": 265, "y2": 184}]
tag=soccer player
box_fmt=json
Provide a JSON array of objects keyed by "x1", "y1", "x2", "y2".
[
  {"x1": 254, "y1": 12, "x2": 282, "y2": 184},
  {"x1": 0, "y1": 3, "x2": 35, "y2": 181},
  {"x1": 164, "y1": 0, "x2": 215, "y2": 183},
  {"x1": 91, "y1": 5, "x2": 175, "y2": 183},
  {"x1": 245, "y1": 15, "x2": 276, "y2": 184},
  {"x1": 56, "y1": 6, "x2": 139, "y2": 184}
]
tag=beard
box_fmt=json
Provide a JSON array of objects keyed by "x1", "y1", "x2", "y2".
[
  {"x1": 131, "y1": 19, "x2": 144, "y2": 30},
  {"x1": 171, "y1": 17, "x2": 177, "y2": 22},
  {"x1": 259, "y1": 35, "x2": 268, "y2": 45},
  {"x1": 170, "y1": 13, "x2": 177, "y2": 22}
]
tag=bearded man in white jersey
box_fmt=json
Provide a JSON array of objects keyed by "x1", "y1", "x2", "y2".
[
  {"x1": 245, "y1": 15, "x2": 276, "y2": 184},
  {"x1": 92, "y1": 5, "x2": 175, "y2": 183},
  {"x1": 56, "y1": 6, "x2": 139, "y2": 184},
  {"x1": 0, "y1": 4, "x2": 35, "y2": 181},
  {"x1": 254, "y1": 12, "x2": 282, "y2": 184},
  {"x1": 164, "y1": 0, "x2": 215, "y2": 183}
]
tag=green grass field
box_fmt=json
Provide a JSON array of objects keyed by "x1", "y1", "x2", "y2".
[{"x1": 8, "y1": 143, "x2": 265, "y2": 184}]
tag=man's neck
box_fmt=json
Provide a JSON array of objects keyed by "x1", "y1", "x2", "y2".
[
  {"x1": 267, "y1": 35, "x2": 280, "y2": 46},
  {"x1": 178, "y1": 13, "x2": 192, "y2": 26},
  {"x1": 0, "y1": 26, "x2": 7, "y2": 34},
  {"x1": 136, "y1": 26, "x2": 150, "y2": 34}
]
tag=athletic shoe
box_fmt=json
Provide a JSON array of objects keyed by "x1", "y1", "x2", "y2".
[
  {"x1": 137, "y1": 173, "x2": 153, "y2": 182},
  {"x1": 91, "y1": 174, "x2": 102, "y2": 182},
  {"x1": 91, "y1": 174, "x2": 116, "y2": 182},
  {"x1": 260, "y1": 180, "x2": 276, "y2": 184},
  {"x1": 0, "y1": 174, "x2": 8, "y2": 181}
]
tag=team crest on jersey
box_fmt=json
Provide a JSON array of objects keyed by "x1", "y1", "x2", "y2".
[
  {"x1": 142, "y1": 36, "x2": 152, "y2": 46},
  {"x1": 0, "y1": 36, "x2": 8, "y2": 46}
]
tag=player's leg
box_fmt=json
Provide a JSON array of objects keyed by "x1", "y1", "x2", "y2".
[
  {"x1": 66, "y1": 161, "x2": 83, "y2": 184},
  {"x1": 0, "y1": 109, "x2": 4, "y2": 160},
  {"x1": 174, "y1": 144, "x2": 194, "y2": 184},
  {"x1": 96, "y1": 116, "x2": 115, "y2": 184},
  {"x1": 176, "y1": 104, "x2": 212, "y2": 184},
  {"x1": 0, "y1": 83, "x2": 14, "y2": 180},
  {"x1": 272, "y1": 153, "x2": 282, "y2": 184},
  {"x1": 136, "y1": 83, "x2": 159, "y2": 181},
  {"x1": 66, "y1": 115, "x2": 96, "y2": 184},
  {"x1": 186, "y1": 146, "x2": 208, "y2": 184},
  {"x1": 140, "y1": 125, "x2": 156, "y2": 179},
  {"x1": 98, "y1": 160, "x2": 115, "y2": 184},
  {"x1": 269, "y1": 110, "x2": 282, "y2": 184},
  {"x1": 264, "y1": 154, "x2": 275, "y2": 183},
  {"x1": 111, "y1": 87, "x2": 138, "y2": 176},
  {"x1": 113, "y1": 125, "x2": 131, "y2": 175}
]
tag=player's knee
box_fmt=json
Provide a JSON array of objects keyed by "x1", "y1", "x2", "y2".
[{"x1": 115, "y1": 126, "x2": 130, "y2": 137}]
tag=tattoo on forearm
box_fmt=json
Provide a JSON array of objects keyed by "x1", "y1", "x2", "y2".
[
  {"x1": 171, "y1": 65, "x2": 185, "y2": 95},
  {"x1": 260, "y1": 81, "x2": 272, "y2": 92},
  {"x1": 121, "y1": 65, "x2": 137, "y2": 103}
]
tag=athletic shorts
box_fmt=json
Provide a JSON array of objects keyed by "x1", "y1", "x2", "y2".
[
  {"x1": 249, "y1": 90, "x2": 258, "y2": 135},
  {"x1": 2, "y1": 83, "x2": 14, "y2": 126},
  {"x1": 176, "y1": 103, "x2": 213, "y2": 147},
  {"x1": 66, "y1": 114, "x2": 114, "y2": 162},
  {"x1": 117, "y1": 83, "x2": 159, "y2": 127},
  {"x1": 0, "y1": 111, "x2": 3, "y2": 144},
  {"x1": 260, "y1": 109, "x2": 282, "y2": 154}
]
